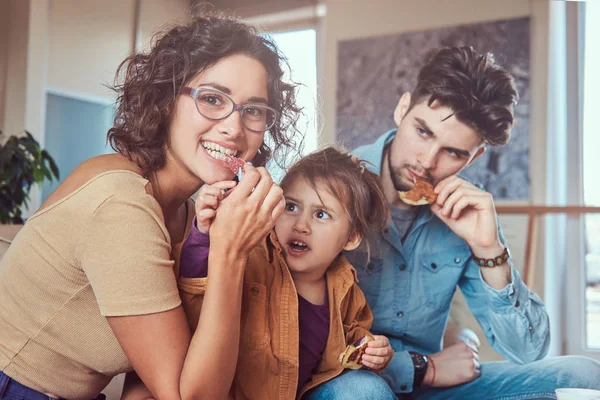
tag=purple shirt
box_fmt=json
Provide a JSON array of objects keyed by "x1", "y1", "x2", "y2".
[
  {"x1": 179, "y1": 217, "x2": 209, "y2": 278},
  {"x1": 297, "y1": 293, "x2": 330, "y2": 393},
  {"x1": 179, "y1": 221, "x2": 331, "y2": 393}
]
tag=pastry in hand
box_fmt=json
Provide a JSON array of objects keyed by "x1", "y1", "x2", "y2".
[
  {"x1": 398, "y1": 179, "x2": 437, "y2": 206},
  {"x1": 338, "y1": 336, "x2": 374, "y2": 370}
]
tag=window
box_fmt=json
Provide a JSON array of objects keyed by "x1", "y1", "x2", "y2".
[
  {"x1": 583, "y1": 0, "x2": 600, "y2": 350},
  {"x1": 267, "y1": 28, "x2": 318, "y2": 181}
]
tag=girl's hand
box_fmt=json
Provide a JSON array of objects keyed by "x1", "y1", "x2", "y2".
[
  {"x1": 194, "y1": 181, "x2": 237, "y2": 233},
  {"x1": 362, "y1": 335, "x2": 393, "y2": 370}
]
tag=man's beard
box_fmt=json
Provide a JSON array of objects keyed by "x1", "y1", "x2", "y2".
[
  {"x1": 387, "y1": 147, "x2": 432, "y2": 192},
  {"x1": 390, "y1": 164, "x2": 412, "y2": 192},
  {"x1": 388, "y1": 146, "x2": 416, "y2": 191}
]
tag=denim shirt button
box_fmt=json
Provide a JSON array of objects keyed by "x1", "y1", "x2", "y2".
[
  {"x1": 399, "y1": 264, "x2": 406, "y2": 271},
  {"x1": 528, "y1": 325, "x2": 533, "y2": 331},
  {"x1": 454, "y1": 257, "x2": 461, "y2": 263},
  {"x1": 431, "y1": 263, "x2": 437, "y2": 269},
  {"x1": 515, "y1": 300, "x2": 520, "y2": 307},
  {"x1": 401, "y1": 385, "x2": 407, "y2": 391},
  {"x1": 397, "y1": 311, "x2": 404, "y2": 318}
]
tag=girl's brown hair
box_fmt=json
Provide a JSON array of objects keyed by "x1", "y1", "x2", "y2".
[
  {"x1": 107, "y1": 11, "x2": 302, "y2": 173},
  {"x1": 280, "y1": 147, "x2": 389, "y2": 245}
]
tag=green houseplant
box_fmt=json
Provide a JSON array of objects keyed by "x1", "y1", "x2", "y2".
[{"x1": 0, "y1": 130, "x2": 59, "y2": 224}]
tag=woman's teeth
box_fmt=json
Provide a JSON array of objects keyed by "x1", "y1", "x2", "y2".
[
  {"x1": 202, "y1": 142, "x2": 237, "y2": 160},
  {"x1": 206, "y1": 149, "x2": 228, "y2": 161}
]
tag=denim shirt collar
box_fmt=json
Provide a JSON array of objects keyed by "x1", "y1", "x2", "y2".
[{"x1": 353, "y1": 129, "x2": 436, "y2": 250}]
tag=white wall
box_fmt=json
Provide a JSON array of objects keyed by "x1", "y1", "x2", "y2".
[
  {"x1": 46, "y1": 0, "x2": 190, "y2": 102},
  {"x1": 47, "y1": 0, "x2": 136, "y2": 101},
  {"x1": 138, "y1": 0, "x2": 191, "y2": 51}
]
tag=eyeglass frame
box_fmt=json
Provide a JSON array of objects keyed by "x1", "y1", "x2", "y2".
[{"x1": 179, "y1": 86, "x2": 279, "y2": 133}]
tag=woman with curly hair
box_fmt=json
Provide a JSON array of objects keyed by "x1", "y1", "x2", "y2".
[{"x1": 0, "y1": 11, "x2": 302, "y2": 400}]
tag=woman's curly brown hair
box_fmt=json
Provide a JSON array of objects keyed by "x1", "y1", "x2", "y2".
[{"x1": 107, "y1": 11, "x2": 303, "y2": 173}]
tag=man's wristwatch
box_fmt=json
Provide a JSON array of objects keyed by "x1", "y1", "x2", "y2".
[{"x1": 409, "y1": 351, "x2": 429, "y2": 387}]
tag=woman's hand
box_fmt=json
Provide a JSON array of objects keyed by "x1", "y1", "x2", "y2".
[{"x1": 209, "y1": 165, "x2": 285, "y2": 258}]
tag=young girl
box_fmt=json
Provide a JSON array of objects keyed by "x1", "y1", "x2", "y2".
[{"x1": 178, "y1": 147, "x2": 397, "y2": 399}]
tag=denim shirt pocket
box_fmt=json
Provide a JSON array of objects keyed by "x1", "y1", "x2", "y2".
[
  {"x1": 365, "y1": 257, "x2": 384, "y2": 274},
  {"x1": 355, "y1": 257, "x2": 385, "y2": 302},
  {"x1": 419, "y1": 247, "x2": 471, "y2": 311},
  {"x1": 241, "y1": 281, "x2": 271, "y2": 350}
]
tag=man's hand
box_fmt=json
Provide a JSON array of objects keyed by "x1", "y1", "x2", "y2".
[
  {"x1": 362, "y1": 335, "x2": 393, "y2": 370},
  {"x1": 194, "y1": 181, "x2": 237, "y2": 233},
  {"x1": 424, "y1": 342, "x2": 480, "y2": 387},
  {"x1": 431, "y1": 176, "x2": 501, "y2": 256},
  {"x1": 431, "y1": 176, "x2": 511, "y2": 289}
]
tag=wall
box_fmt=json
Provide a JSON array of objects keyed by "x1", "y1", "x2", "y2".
[
  {"x1": 1, "y1": 0, "x2": 49, "y2": 215},
  {"x1": 0, "y1": 1, "x2": 9, "y2": 133},
  {"x1": 46, "y1": 0, "x2": 191, "y2": 102},
  {"x1": 47, "y1": 0, "x2": 136, "y2": 101},
  {"x1": 138, "y1": 0, "x2": 192, "y2": 50},
  {"x1": 201, "y1": 0, "x2": 314, "y2": 18},
  {"x1": 41, "y1": 94, "x2": 115, "y2": 201},
  {"x1": 2, "y1": 0, "x2": 31, "y2": 138}
]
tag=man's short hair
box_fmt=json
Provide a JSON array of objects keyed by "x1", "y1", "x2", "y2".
[{"x1": 410, "y1": 46, "x2": 518, "y2": 146}]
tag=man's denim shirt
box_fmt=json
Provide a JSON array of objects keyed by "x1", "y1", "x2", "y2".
[{"x1": 346, "y1": 129, "x2": 550, "y2": 394}]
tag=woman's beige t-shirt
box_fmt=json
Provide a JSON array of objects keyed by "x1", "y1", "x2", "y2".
[{"x1": 0, "y1": 171, "x2": 182, "y2": 400}]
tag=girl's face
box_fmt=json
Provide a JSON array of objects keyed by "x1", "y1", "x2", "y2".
[
  {"x1": 275, "y1": 177, "x2": 362, "y2": 277},
  {"x1": 167, "y1": 53, "x2": 269, "y2": 185}
]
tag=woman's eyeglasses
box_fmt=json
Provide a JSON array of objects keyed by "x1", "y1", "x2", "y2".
[{"x1": 180, "y1": 87, "x2": 278, "y2": 133}]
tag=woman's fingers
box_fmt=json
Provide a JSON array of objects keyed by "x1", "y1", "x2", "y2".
[
  {"x1": 271, "y1": 196, "x2": 285, "y2": 222},
  {"x1": 229, "y1": 165, "x2": 261, "y2": 199},
  {"x1": 261, "y1": 184, "x2": 284, "y2": 214},
  {"x1": 248, "y1": 167, "x2": 274, "y2": 204}
]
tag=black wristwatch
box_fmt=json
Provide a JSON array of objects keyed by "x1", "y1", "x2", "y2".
[{"x1": 409, "y1": 352, "x2": 429, "y2": 387}]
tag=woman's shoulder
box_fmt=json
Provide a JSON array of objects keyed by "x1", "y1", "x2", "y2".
[
  {"x1": 34, "y1": 154, "x2": 153, "y2": 218},
  {"x1": 43, "y1": 154, "x2": 145, "y2": 200},
  {"x1": 62, "y1": 153, "x2": 145, "y2": 191}
]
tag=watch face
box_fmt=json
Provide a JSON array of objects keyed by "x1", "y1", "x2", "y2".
[{"x1": 411, "y1": 353, "x2": 427, "y2": 369}]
